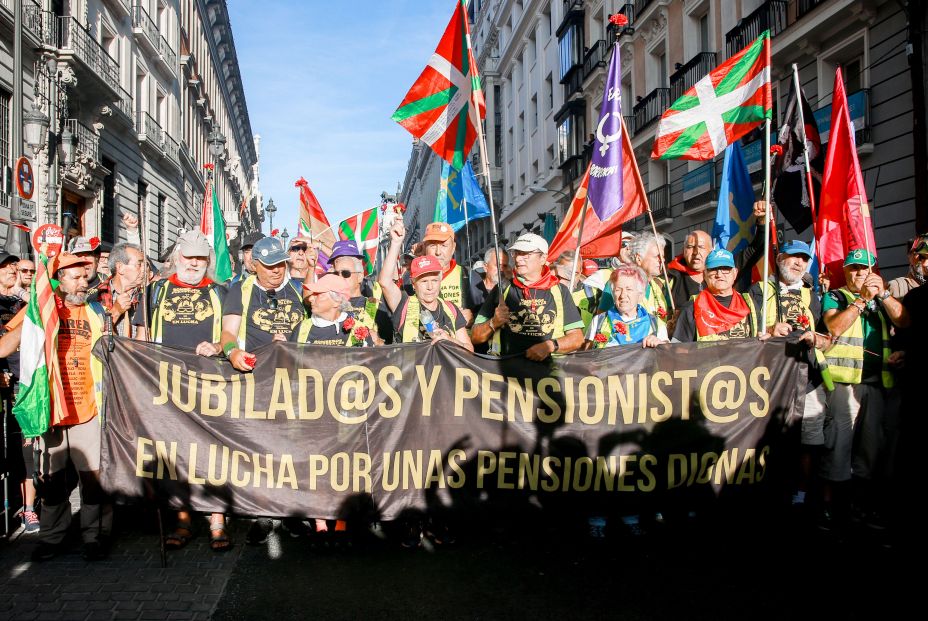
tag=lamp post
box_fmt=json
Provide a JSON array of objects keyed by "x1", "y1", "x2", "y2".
[
  {"x1": 265, "y1": 197, "x2": 276, "y2": 233},
  {"x1": 280, "y1": 228, "x2": 289, "y2": 247}
]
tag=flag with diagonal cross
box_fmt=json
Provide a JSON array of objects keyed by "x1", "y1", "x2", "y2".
[
  {"x1": 391, "y1": 0, "x2": 485, "y2": 170},
  {"x1": 652, "y1": 32, "x2": 772, "y2": 161}
]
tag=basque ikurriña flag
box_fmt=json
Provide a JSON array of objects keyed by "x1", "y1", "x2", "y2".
[
  {"x1": 587, "y1": 42, "x2": 624, "y2": 221},
  {"x1": 391, "y1": 0, "x2": 485, "y2": 170}
]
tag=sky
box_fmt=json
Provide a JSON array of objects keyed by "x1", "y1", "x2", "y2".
[{"x1": 227, "y1": 0, "x2": 452, "y2": 235}]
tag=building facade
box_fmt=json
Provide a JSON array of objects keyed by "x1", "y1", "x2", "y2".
[{"x1": 0, "y1": 0, "x2": 259, "y2": 260}]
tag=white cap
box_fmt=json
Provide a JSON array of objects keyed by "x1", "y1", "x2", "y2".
[
  {"x1": 176, "y1": 230, "x2": 211, "y2": 257},
  {"x1": 508, "y1": 233, "x2": 549, "y2": 255},
  {"x1": 473, "y1": 260, "x2": 486, "y2": 274}
]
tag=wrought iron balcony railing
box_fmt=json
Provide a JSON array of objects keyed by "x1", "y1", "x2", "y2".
[
  {"x1": 65, "y1": 119, "x2": 100, "y2": 163},
  {"x1": 725, "y1": 0, "x2": 787, "y2": 58},
  {"x1": 159, "y1": 34, "x2": 177, "y2": 69},
  {"x1": 58, "y1": 16, "x2": 120, "y2": 94},
  {"x1": 132, "y1": 3, "x2": 159, "y2": 53},
  {"x1": 647, "y1": 184, "x2": 671, "y2": 220},
  {"x1": 138, "y1": 111, "x2": 164, "y2": 146},
  {"x1": 582, "y1": 39, "x2": 609, "y2": 81},
  {"x1": 669, "y1": 52, "x2": 716, "y2": 103},
  {"x1": 633, "y1": 87, "x2": 669, "y2": 132}
]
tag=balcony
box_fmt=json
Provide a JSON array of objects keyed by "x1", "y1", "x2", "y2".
[
  {"x1": 647, "y1": 184, "x2": 671, "y2": 224},
  {"x1": 112, "y1": 85, "x2": 134, "y2": 129},
  {"x1": 563, "y1": 66, "x2": 583, "y2": 100},
  {"x1": 562, "y1": 0, "x2": 584, "y2": 19},
  {"x1": 65, "y1": 119, "x2": 100, "y2": 164},
  {"x1": 669, "y1": 52, "x2": 716, "y2": 103},
  {"x1": 162, "y1": 132, "x2": 180, "y2": 169},
  {"x1": 1, "y1": 0, "x2": 45, "y2": 45},
  {"x1": 560, "y1": 153, "x2": 588, "y2": 187},
  {"x1": 57, "y1": 16, "x2": 121, "y2": 101},
  {"x1": 797, "y1": 0, "x2": 827, "y2": 19},
  {"x1": 682, "y1": 161, "x2": 717, "y2": 212},
  {"x1": 623, "y1": 114, "x2": 635, "y2": 138},
  {"x1": 633, "y1": 87, "x2": 669, "y2": 132},
  {"x1": 103, "y1": 0, "x2": 130, "y2": 18},
  {"x1": 157, "y1": 34, "x2": 177, "y2": 73},
  {"x1": 725, "y1": 1, "x2": 787, "y2": 58},
  {"x1": 582, "y1": 40, "x2": 609, "y2": 82},
  {"x1": 132, "y1": 3, "x2": 159, "y2": 57},
  {"x1": 813, "y1": 88, "x2": 871, "y2": 149},
  {"x1": 137, "y1": 111, "x2": 164, "y2": 153}
]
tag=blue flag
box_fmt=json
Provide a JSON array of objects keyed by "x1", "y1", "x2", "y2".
[
  {"x1": 712, "y1": 142, "x2": 755, "y2": 253},
  {"x1": 587, "y1": 44, "x2": 624, "y2": 222},
  {"x1": 434, "y1": 160, "x2": 490, "y2": 232}
]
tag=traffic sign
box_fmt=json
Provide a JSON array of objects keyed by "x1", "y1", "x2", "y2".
[
  {"x1": 32, "y1": 224, "x2": 64, "y2": 258},
  {"x1": 16, "y1": 200, "x2": 37, "y2": 221},
  {"x1": 15, "y1": 156, "x2": 35, "y2": 200}
]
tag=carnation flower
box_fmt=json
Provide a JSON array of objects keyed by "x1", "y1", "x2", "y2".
[
  {"x1": 342, "y1": 317, "x2": 355, "y2": 331},
  {"x1": 354, "y1": 326, "x2": 370, "y2": 340},
  {"x1": 614, "y1": 321, "x2": 628, "y2": 335},
  {"x1": 594, "y1": 333, "x2": 608, "y2": 343},
  {"x1": 770, "y1": 144, "x2": 784, "y2": 156},
  {"x1": 609, "y1": 13, "x2": 628, "y2": 26},
  {"x1": 656, "y1": 306, "x2": 667, "y2": 319}
]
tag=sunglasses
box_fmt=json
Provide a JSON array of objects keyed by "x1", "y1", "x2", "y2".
[
  {"x1": 333, "y1": 269, "x2": 354, "y2": 278},
  {"x1": 19, "y1": 269, "x2": 36, "y2": 274},
  {"x1": 709, "y1": 267, "x2": 734, "y2": 274},
  {"x1": 266, "y1": 290, "x2": 279, "y2": 311},
  {"x1": 289, "y1": 244, "x2": 308, "y2": 252}
]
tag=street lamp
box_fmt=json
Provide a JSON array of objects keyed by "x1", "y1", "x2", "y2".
[
  {"x1": 280, "y1": 228, "x2": 289, "y2": 247},
  {"x1": 529, "y1": 185, "x2": 570, "y2": 199},
  {"x1": 208, "y1": 126, "x2": 227, "y2": 159},
  {"x1": 23, "y1": 102, "x2": 49, "y2": 155},
  {"x1": 265, "y1": 197, "x2": 276, "y2": 233}
]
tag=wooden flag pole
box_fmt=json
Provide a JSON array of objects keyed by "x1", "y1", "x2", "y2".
[
  {"x1": 791, "y1": 64, "x2": 821, "y2": 256},
  {"x1": 472, "y1": 92, "x2": 505, "y2": 291},
  {"x1": 462, "y1": 197, "x2": 473, "y2": 267},
  {"x1": 761, "y1": 116, "x2": 772, "y2": 334},
  {"x1": 645, "y1": 204, "x2": 675, "y2": 312},
  {"x1": 567, "y1": 199, "x2": 588, "y2": 291}
]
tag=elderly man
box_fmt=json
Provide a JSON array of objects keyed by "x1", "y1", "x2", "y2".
[
  {"x1": 287, "y1": 235, "x2": 317, "y2": 287},
  {"x1": 92, "y1": 242, "x2": 146, "y2": 337},
  {"x1": 132, "y1": 230, "x2": 229, "y2": 550},
  {"x1": 221, "y1": 236, "x2": 305, "y2": 373},
  {"x1": 672, "y1": 248, "x2": 760, "y2": 342},
  {"x1": 379, "y1": 220, "x2": 472, "y2": 349},
  {"x1": 14, "y1": 257, "x2": 35, "y2": 302},
  {"x1": 471, "y1": 247, "x2": 511, "y2": 309},
  {"x1": 472, "y1": 233, "x2": 584, "y2": 360},
  {"x1": 820, "y1": 249, "x2": 907, "y2": 527},
  {"x1": 68, "y1": 236, "x2": 105, "y2": 296},
  {"x1": 231, "y1": 232, "x2": 265, "y2": 284},
  {"x1": 0, "y1": 254, "x2": 112, "y2": 561},
  {"x1": 421, "y1": 222, "x2": 476, "y2": 322},
  {"x1": 888, "y1": 234, "x2": 928, "y2": 299}
]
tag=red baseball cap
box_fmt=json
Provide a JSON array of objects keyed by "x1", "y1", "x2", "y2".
[
  {"x1": 410, "y1": 255, "x2": 443, "y2": 279},
  {"x1": 582, "y1": 259, "x2": 599, "y2": 277}
]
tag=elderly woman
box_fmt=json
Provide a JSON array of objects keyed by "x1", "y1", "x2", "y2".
[
  {"x1": 290, "y1": 274, "x2": 374, "y2": 346},
  {"x1": 584, "y1": 265, "x2": 667, "y2": 349}
]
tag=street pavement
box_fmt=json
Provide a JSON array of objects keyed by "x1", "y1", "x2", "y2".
[{"x1": 1, "y1": 501, "x2": 912, "y2": 621}]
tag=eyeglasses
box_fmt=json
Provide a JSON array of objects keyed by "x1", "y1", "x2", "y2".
[
  {"x1": 289, "y1": 244, "x2": 308, "y2": 253},
  {"x1": 18, "y1": 269, "x2": 35, "y2": 274},
  {"x1": 333, "y1": 269, "x2": 353, "y2": 279},
  {"x1": 709, "y1": 267, "x2": 734, "y2": 274}
]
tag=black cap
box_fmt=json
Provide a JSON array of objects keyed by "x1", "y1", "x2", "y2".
[
  {"x1": 0, "y1": 252, "x2": 19, "y2": 266},
  {"x1": 241, "y1": 232, "x2": 265, "y2": 249}
]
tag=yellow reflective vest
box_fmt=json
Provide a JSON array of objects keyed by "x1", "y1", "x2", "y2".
[
  {"x1": 824, "y1": 288, "x2": 893, "y2": 388},
  {"x1": 149, "y1": 282, "x2": 223, "y2": 344},
  {"x1": 235, "y1": 275, "x2": 305, "y2": 349},
  {"x1": 490, "y1": 284, "x2": 567, "y2": 356}
]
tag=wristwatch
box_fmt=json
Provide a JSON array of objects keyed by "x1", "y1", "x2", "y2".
[
  {"x1": 551, "y1": 339, "x2": 560, "y2": 352},
  {"x1": 879, "y1": 290, "x2": 891, "y2": 301}
]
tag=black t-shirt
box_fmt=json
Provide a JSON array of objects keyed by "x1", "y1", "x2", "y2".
[
  {"x1": 669, "y1": 270, "x2": 704, "y2": 312},
  {"x1": 903, "y1": 285, "x2": 928, "y2": 370},
  {"x1": 391, "y1": 293, "x2": 466, "y2": 343},
  {"x1": 132, "y1": 281, "x2": 227, "y2": 350},
  {"x1": 0, "y1": 294, "x2": 25, "y2": 378},
  {"x1": 476, "y1": 283, "x2": 584, "y2": 355},
  {"x1": 223, "y1": 279, "x2": 305, "y2": 349}
]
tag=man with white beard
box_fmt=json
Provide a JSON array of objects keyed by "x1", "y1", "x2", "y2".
[{"x1": 132, "y1": 230, "x2": 230, "y2": 551}]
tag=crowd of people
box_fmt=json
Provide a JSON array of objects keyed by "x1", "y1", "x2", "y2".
[{"x1": 1, "y1": 204, "x2": 924, "y2": 560}]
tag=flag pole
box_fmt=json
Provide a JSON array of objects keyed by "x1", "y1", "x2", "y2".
[
  {"x1": 645, "y1": 204, "x2": 675, "y2": 312},
  {"x1": 761, "y1": 117, "x2": 772, "y2": 334},
  {"x1": 472, "y1": 92, "x2": 504, "y2": 291},
  {"x1": 462, "y1": 197, "x2": 473, "y2": 267},
  {"x1": 568, "y1": 197, "x2": 588, "y2": 290},
  {"x1": 791, "y1": 64, "x2": 820, "y2": 261}
]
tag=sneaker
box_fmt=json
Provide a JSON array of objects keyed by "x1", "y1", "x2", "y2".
[
  {"x1": 282, "y1": 518, "x2": 310, "y2": 538},
  {"x1": 31, "y1": 542, "x2": 62, "y2": 562},
  {"x1": 21, "y1": 510, "x2": 40, "y2": 533},
  {"x1": 246, "y1": 518, "x2": 273, "y2": 545}
]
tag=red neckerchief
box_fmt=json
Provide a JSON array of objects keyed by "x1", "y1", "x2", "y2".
[
  {"x1": 667, "y1": 255, "x2": 701, "y2": 277},
  {"x1": 168, "y1": 274, "x2": 214, "y2": 289},
  {"x1": 694, "y1": 290, "x2": 750, "y2": 337},
  {"x1": 442, "y1": 259, "x2": 458, "y2": 279},
  {"x1": 512, "y1": 267, "x2": 560, "y2": 294}
]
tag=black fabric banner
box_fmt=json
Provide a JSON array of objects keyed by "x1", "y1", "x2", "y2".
[{"x1": 98, "y1": 338, "x2": 806, "y2": 521}]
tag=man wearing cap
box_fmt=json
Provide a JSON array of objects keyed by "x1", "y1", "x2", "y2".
[
  {"x1": 287, "y1": 235, "x2": 318, "y2": 287},
  {"x1": 221, "y1": 237, "x2": 306, "y2": 374},
  {"x1": 0, "y1": 254, "x2": 112, "y2": 561},
  {"x1": 421, "y1": 221, "x2": 476, "y2": 322},
  {"x1": 231, "y1": 232, "x2": 265, "y2": 284},
  {"x1": 470, "y1": 247, "x2": 511, "y2": 319},
  {"x1": 672, "y1": 248, "x2": 760, "y2": 342},
  {"x1": 91, "y1": 242, "x2": 146, "y2": 337},
  {"x1": 378, "y1": 220, "x2": 473, "y2": 350},
  {"x1": 819, "y1": 249, "x2": 907, "y2": 524},
  {"x1": 888, "y1": 234, "x2": 928, "y2": 299},
  {"x1": 131, "y1": 230, "x2": 230, "y2": 550},
  {"x1": 292, "y1": 274, "x2": 375, "y2": 346},
  {"x1": 68, "y1": 235, "x2": 105, "y2": 296},
  {"x1": 472, "y1": 233, "x2": 585, "y2": 360}
]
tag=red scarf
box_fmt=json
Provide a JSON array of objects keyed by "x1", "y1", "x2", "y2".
[
  {"x1": 694, "y1": 290, "x2": 750, "y2": 337},
  {"x1": 667, "y1": 254, "x2": 701, "y2": 277},
  {"x1": 512, "y1": 267, "x2": 560, "y2": 295},
  {"x1": 442, "y1": 259, "x2": 458, "y2": 279},
  {"x1": 168, "y1": 274, "x2": 213, "y2": 289}
]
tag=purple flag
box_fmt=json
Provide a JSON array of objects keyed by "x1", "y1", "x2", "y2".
[{"x1": 587, "y1": 44, "x2": 624, "y2": 221}]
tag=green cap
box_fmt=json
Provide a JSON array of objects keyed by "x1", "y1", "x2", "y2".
[{"x1": 844, "y1": 248, "x2": 877, "y2": 267}]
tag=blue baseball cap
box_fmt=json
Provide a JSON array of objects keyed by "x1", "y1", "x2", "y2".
[
  {"x1": 705, "y1": 248, "x2": 736, "y2": 269},
  {"x1": 779, "y1": 240, "x2": 812, "y2": 258},
  {"x1": 328, "y1": 240, "x2": 363, "y2": 262}
]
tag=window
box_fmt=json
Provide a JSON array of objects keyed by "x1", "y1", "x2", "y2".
[
  {"x1": 518, "y1": 112, "x2": 525, "y2": 146},
  {"x1": 555, "y1": 106, "x2": 586, "y2": 164},
  {"x1": 494, "y1": 85, "x2": 503, "y2": 167},
  {"x1": 0, "y1": 89, "x2": 9, "y2": 214},
  {"x1": 531, "y1": 95, "x2": 538, "y2": 130},
  {"x1": 843, "y1": 57, "x2": 862, "y2": 94},
  {"x1": 156, "y1": 194, "x2": 166, "y2": 255},
  {"x1": 699, "y1": 14, "x2": 710, "y2": 52},
  {"x1": 558, "y1": 21, "x2": 584, "y2": 80},
  {"x1": 545, "y1": 74, "x2": 553, "y2": 112},
  {"x1": 102, "y1": 158, "x2": 117, "y2": 245}
]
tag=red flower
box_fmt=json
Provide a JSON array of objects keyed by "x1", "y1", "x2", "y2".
[
  {"x1": 797, "y1": 315, "x2": 810, "y2": 326},
  {"x1": 394, "y1": 203, "x2": 407, "y2": 214},
  {"x1": 342, "y1": 317, "x2": 356, "y2": 331},
  {"x1": 614, "y1": 321, "x2": 628, "y2": 335},
  {"x1": 203, "y1": 163, "x2": 214, "y2": 171},
  {"x1": 89, "y1": 237, "x2": 101, "y2": 250},
  {"x1": 594, "y1": 333, "x2": 608, "y2": 343},
  {"x1": 270, "y1": 228, "x2": 279, "y2": 237},
  {"x1": 609, "y1": 13, "x2": 629, "y2": 26},
  {"x1": 656, "y1": 306, "x2": 667, "y2": 319},
  {"x1": 770, "y1": 144, "x2": 784, "y2": 156},
  {"x1": 354, "y1": 326, "x2": 370, "y2": 340}
]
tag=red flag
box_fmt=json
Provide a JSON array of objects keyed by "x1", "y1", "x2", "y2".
[
  {"x1": 548, "y1": 121, "x2": 647, "y2": 259},
  {"x1": 295, "y1": 177, "x2": 336, "y2": 255},
  {"x1": 816, "y1": 68, "x2": 877, "y2": 286}
]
